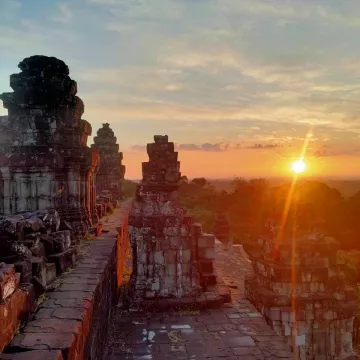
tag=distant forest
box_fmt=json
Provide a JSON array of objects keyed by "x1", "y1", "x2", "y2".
[{"x1": 123, "y1": 176, "x2": 360, "y2": 250}]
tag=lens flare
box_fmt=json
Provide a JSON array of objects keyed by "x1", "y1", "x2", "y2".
[{"x1": 291, "y1": 159, "x2": 306, "y2": 174}]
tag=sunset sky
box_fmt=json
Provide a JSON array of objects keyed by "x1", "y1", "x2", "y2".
[{"x1": 1, "y1": 0, "x2": 360, "y2": 179}]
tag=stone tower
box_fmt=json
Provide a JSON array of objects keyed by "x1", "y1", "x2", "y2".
[
  {"x1": 129, "y1": 135, "x2": 202, "y2": 299},
  {"x1": 91, "y1": 123, "x2": 125, "y2": 202},
  {"x1": 0, "y1": 55, "x2": 99, "y2": 232}
]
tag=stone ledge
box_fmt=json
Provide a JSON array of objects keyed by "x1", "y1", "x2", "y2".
[{"x1": 2, "y1": 201, "x2": 132, "y2": 360}]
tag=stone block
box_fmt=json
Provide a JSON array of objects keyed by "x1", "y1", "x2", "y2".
[
  {"x1": 0, "y1": 264, "x2": 17, "y2": 301},
  {"x1": 159, "y1": 238, "x2": 170, "y2": 251},
  {"x1": 138, "y1": 251, "x2": 147, "y2": 264},
  {"x1": 164, "y1": 250, "x2": 177, "y2": 264},
  {"x1": 169, "y1": 236, "x2": 181, "y2": 249},
  {"x1": 191, "y1": 223, "x2": 202, "y2": 236},
  {"x1": 165, "y1": 264, "x2": 176, "y2": 277},
  {"x1": 198, "y1": 247, "x2": 215, "y2": 260},
  {"x1": 164, "y1": 275, "x2": 176, "y2": 289},
  {"x1": 151, "y1": 279, "x2": 160, "y2": 291},
  {"x1": 14, "y1": 260, "x2": 32, "y2": 283},
  {"x1": 47, "y1": 247, "x2": 76, "y2": 275},
  {"x1": 199, "y1": 260, "x2": 214, "y2": 274},
  {"x1": 154, "y1": 251, "x2": 164, "y2": 265},
  {"x1": 201, "y1": 274, "x2": 217, "y2": 286},
  {"x1": 45, "y1": 263, "x2": 57, "y2": 285},
  {"x1": 181, "y1": 249, "x2": 191, "y2": 263},
  {"x1": 204, "y1": 292, "x2": 224, "y2": 309},
  {"x1": 181, "y1": 264, "x2": 191, "y2": 276},
  {"x1": 181, "y1": 275, "x2": 191, "y2": 290},
  {"x1": 31, "y1": 257, "x2": 48, "y2": 287},
  {"x1": 266, "y1": 307, "x2": 281, "y2": 321},
  {"x1": 163, "y1": 227, "x2": 180, "y2": 237},
  {"x1": 216, "y1": 285, "x2": 231, "y2": 303},
  {"x1": 198, "y1": 234, "x2": 215, "y2": 248},
  {"x1": 181, "y1": 236, "x2": 192, "y2": 249},
  {"x1": 52, "y1": 231, "x2": 71, "y2": 252}
]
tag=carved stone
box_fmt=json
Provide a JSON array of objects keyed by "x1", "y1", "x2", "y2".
[{"x1": 0, "y1": 55, "x2": 99, "y2": 234}]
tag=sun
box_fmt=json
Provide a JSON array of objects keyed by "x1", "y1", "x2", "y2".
[{"x1": 291, "y1": 158, "x2": 306, "y2": 174}]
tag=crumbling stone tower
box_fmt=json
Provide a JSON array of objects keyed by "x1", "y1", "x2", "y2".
[
  {"x1": 129, "y1": 135, "x2": 202, "y2": 299},
  {"x1": 0, "y1": 55, "x2": 99, "y2": 232},
  {"x1": 91, "y1": 123, "x2": 125, "y2": 202},
  {"x1": 128, "y1": 135, "x2": 227, "y2": 309}
]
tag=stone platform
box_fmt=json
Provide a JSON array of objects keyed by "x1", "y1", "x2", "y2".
[{"x1": 104, "y1": 242, "x2": 294, "y2": 359}]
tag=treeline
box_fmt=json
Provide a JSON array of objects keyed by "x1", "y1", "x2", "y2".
[{"x1": 178, "y1": 176, "x2": 360, "y2": 250}]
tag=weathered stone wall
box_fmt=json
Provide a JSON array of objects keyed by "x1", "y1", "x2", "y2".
[
  {"x1": 245, "y1": 224, "x2": 358, "y2": 360},
  {"x1": 0, "y1": 201, "x2": 132, "y2": 360}
]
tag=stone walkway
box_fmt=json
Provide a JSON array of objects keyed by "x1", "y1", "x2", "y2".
[{"x1": 104, "y1": 243, "x2": 293, "y2": 360}]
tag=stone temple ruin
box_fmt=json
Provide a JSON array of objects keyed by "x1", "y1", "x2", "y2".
[
  {"x1": 128, "y1": 135, "x2": 229, "y2": 309},
  {"x1": 92, "y1": 123, "x2": 126, "y2": 213},
  {"x1": 245, "y1": 217, "x2": 358, "y2": 360},
  {"x1": 0, "y1": 55, "x2": 126, "y2": 351},
  {"x1": 0, "y1": 55, "x2": 100, "y2": 233}
]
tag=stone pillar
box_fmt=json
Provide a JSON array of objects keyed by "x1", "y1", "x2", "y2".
[
  {"x1": 129, "y1": 135, "x2": 202, "y2": 299},
  {"x1": 91, "y1": 123, "x2": 125, "y2": 203},
  {"x1": 245, "y1": 219, "x2": 358, "y2": 359}
]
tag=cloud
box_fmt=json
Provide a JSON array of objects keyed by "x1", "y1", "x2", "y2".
[
  {"x1": 244, "y1": 143, "x2": 284, "y2": 150},
  {"x1": 2, "y1": 0, "x2": 360, "y2": 177},
  {"x1": 131, "y1": 145, "x2": 147, "y2": 152},
  {"x1": 131, "y1": 141, "x2": 287, "y2": 153}
]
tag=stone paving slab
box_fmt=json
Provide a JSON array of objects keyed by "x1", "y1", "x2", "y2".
[{"x1": 105, "y1": 243, "x2": 294, "y2": 359}]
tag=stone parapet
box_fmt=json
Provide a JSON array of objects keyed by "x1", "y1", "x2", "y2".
[
  {"x1": 1, "y1": 201, "x2": 132, "y2": 360},
  {"x1": 245, "y1": 228, "x2": 358, "y2": 360}
]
